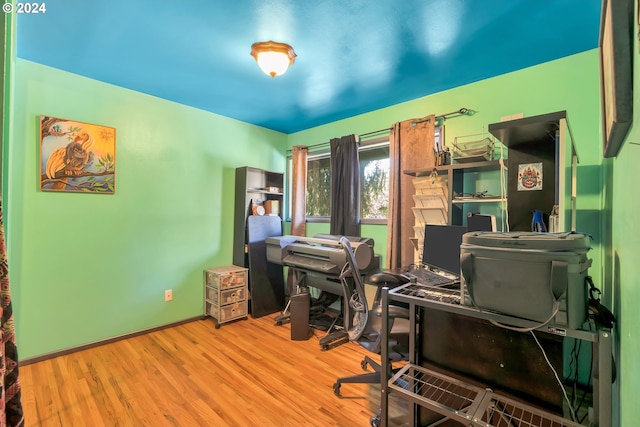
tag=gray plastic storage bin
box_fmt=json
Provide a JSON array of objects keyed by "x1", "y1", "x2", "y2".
[{"x1": 460, "y1": 231, "x2": 592, "y2": 329}]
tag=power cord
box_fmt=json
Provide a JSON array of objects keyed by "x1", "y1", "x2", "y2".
[
  {"x1": 567, "y1": 337, "x2": 583, "y2": 412},
  {"x1": 530, "y1": 331, "x2": 578, "y2": 423},
  {"x1": 586, "y1": 276, "x2": 616, "y2": 329},
  {"x1": 480, "y1": 300, "x2": 560, "y2": 333},
  {"x1": 470, "y1": 294, "x2": 580, "y2": 422},
  {"x1": 577, "y1": 323, "x2": 595, "y2": 424}
]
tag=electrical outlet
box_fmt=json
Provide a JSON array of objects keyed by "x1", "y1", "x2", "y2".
[{"x1": 164, "y1": 289, "x2": 173, "y2": 301}]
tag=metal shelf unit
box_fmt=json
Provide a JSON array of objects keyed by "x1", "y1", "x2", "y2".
[
  {"x1": 233, "y1": 166, "x2": 284, "y2": 268},
  {"x1": 405, "y1": 160, "x2": 505, "y2": 227},
  {"x1": 379, "y1": 283, "x2": 612, "y2": 427},
  {"x1": 388, "y1": 363, "x2": 584, "y2": 427}
]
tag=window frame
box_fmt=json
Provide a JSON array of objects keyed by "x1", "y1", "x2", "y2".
[
  {"x1": 285, "y1": 136, "x2": 389, "y2": 225},
  {"x1": 302, "y1": 148, "x2": 332, "y2": 222}
]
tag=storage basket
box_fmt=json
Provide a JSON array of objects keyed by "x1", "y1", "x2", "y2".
[
  {"x1": 452, "y1": 136, "x2": 494, "y2": 162},
  {"x1": 206, "y1": 286, "x2": 246, "y2": 305},
  {"x1": 204, "y1": 266, "x2": 248, "y2": 290},
  {"x1": 206, "y1": 301, "x2": 248, "y2": 322}
]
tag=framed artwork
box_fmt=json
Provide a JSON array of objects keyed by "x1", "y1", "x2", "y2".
[
  {"x1": 599, "y1": 0, "x2": 633, "y2": 158},
  {"x1": 517, "y1": 162, "x2": 543, "y2": 191},
  {"x1": 40, "y1": 116, "x2": 116, "y2": 193}
]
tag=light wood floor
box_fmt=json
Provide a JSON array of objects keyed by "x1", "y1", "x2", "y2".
[{"x1": 20, "y1": 315, "x2": 410, "y2": 427}]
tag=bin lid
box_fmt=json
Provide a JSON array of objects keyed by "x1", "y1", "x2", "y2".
[{"x1": 461, "y1": 231, "x2": 591, "y2": 252}]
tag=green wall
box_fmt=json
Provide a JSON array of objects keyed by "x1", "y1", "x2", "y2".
[
  {"x1": 7, "y1": 59, "x2": 287, "y2": 359},
  {"x1": 2, "y1": 8, "x2": 15, "y2": 197},
  {"x1": 288, "y1": 50, "x2": 603, "y2": 275},
  {"x1": 290, "y1": 49, "x2": 632, "y2": 422},
  {"x1": 608, "y1": 2, "x2": 640, "y2": 424},
  {"x1": 8, "y1": 38, "x2": 637, "y2": 424},
  {"x1": 291, "y1": 47, "x2": 640, "y2": 424}
]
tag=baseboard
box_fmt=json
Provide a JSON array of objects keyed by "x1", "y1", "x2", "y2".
[{"x1": 19, "y1": 315, "x2": 204, "y2": 366}]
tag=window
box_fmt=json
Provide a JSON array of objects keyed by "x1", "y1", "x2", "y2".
[
  {"x1": 287, "y1": 138, "x2": 390, "y2": 223},
  {"x1": 359, "y1": 143, "x2": 389, "y2": 221},
  {"x1": 306, "y1": 154, "x2": 331, "y2": 217}
]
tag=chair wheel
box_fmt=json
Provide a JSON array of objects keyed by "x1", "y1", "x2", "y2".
[
  {"x1": 215, "y1": 323, "x2": 221, "y2": 329},
  {"x1": 370, "y1": 415, "x2": 380, "y2": 427},
  {"x1": 333, "y1": 382, "x2": 341, "y2": 396},
  {"x1": 361, "y1": 359, "x2": 368, "y2": 370}
]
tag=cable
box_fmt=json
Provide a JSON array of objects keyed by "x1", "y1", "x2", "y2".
[
  {"x1": 569, "y1": 338, "x2": 583, "y2": 409},
  {"x1": 485, "y1": 300, "x2": 560, "y2": 333},
  {"x1": 530, "y1": 330, "x2": 578, "y2": 423},
  {"x1": 577, "y1": 322, "x2": 595, "y2": 424}
]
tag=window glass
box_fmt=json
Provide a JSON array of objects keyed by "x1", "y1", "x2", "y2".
[
  {"x1": 306, "y1": 155, "x2": 331, "y2": 217},
  {"x1": 359, "y1": 145, "x2": 389, "y2": 220}
]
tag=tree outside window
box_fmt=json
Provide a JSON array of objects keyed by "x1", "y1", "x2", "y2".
[
  {"x1": 294, "y1": 141, "x2": 389, "y2": 222},
  {"x1": 359, "y1": 145, "x2": 389, "y2": 220},
  {"x1": 306, "y1": 155, "x2": 331, "y2": 217}
]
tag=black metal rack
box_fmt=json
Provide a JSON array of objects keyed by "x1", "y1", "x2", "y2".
[{"x1": 379, "y1": 283, "x2": 612, "y2": 427}]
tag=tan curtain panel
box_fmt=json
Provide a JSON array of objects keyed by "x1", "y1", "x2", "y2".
[
  {"x1": 290, "y1": 145, "x2": 308, "y2": 237},
  {"x1": 386, "y1": 116, "x2": 436, "y2": 269}
]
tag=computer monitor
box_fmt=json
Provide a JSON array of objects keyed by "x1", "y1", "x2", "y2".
[
  {"x1": 422, "y1": 225, "x2": 468, "y2": 275},
  {"x1": 467, "y1": 213, "x2": 496, "y2": 232}
]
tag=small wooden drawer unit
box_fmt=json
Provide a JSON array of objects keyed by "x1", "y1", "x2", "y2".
[{"x1": 204, "y1": 266, "x2": 248, "y2": 328}]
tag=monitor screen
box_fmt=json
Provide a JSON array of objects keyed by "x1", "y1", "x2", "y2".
[
  {"x1": 467, "y1": 213, "x2": 496, "y2": 232},
  {"x1": 422, "y1": 225, "x2": 468, "y2": 275}
]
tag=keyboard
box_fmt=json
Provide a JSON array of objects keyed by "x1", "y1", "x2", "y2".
[
  {"x1": 392, "y1": 282, "x2": 461, "y2": 304},
  {"x1": 406, "y1": 268, "x2": 456, "y2": 286}
]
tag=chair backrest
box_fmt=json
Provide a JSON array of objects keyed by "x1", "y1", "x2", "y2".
[
  {"x1": 338, "y1": 236, "x2": 369, "y2": 341},
  {"x1": 340, "y1": 237, "x2": 411, "y2": 357}
]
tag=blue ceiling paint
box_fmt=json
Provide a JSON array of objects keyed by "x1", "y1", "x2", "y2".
[{"x1": 17, "y1": 0, "x2": 601, "y2": 134}]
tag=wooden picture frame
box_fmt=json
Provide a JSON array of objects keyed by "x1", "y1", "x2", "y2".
[
  {"x1": 40, "y1": 115, "x2": 116, "y2": 193},
  {"x1": 599, "y1": 0, "x2": 633, "y2": 158}
]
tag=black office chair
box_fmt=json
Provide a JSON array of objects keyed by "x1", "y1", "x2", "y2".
[{"x1": 332, "y1": 237, "x2": 411, "y2": 397}]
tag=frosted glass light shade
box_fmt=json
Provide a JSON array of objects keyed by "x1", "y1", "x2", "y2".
[{"x1": 251, "y1": 41, "x2": 296, "y2": 77}]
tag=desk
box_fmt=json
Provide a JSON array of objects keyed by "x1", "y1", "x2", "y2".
[
  {"x1": 379, "y1": 283, "x2": 612, "y2": 427},
  {"x1": 280, "y1": 257, "x2": 379, "y2": 348}
]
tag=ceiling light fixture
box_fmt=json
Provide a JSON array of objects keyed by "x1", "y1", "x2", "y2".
[{"x1": 250, "y1": 41, "x2": 297, "y2": 77}]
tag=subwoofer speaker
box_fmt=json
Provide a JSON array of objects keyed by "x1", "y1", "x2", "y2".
[{"x1": 290, "y1": 293, "x2": 310, "y2": 341}]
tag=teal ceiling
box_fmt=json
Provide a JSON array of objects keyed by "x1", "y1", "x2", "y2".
[{"x1": 16, "y1": 0, "x2": 601, "y2": 133}]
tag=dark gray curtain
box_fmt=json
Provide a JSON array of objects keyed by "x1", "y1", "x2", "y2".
[{"x1": 329, "y1": 135, "x2": 360, "y2": 237}]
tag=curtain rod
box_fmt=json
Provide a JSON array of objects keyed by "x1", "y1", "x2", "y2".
[
  {"x1": 287, "y1": 107, "x2": 469, "y2": 153},
  {"x1": 359, "y1": 107, "x2": 470, "y2": 137}
]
